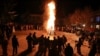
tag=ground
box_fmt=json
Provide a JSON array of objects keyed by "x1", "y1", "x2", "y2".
[{"x1": 0, "y1": 30, "x2": 99, "y2": 56}]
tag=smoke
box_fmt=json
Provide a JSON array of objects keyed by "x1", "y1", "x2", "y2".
[{"x1": 43, "y1": 1, "x2": 50, "y2": 31}]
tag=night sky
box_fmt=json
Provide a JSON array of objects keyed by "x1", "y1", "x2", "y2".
[
  {"x1": 57, "y1": 0, "x2": 100, "y2": 16},
  {"x1": 0, "y1": 0, "x2": 100, "y2": 16}
]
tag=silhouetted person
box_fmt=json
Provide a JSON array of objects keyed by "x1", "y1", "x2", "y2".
[
  {"x1": 50, "y1": 36, "x2": 58, "y2": 56},
  {"x1": 57, "y1": 36, "x2": 62, "y2": 56},
  {"x1": 32, "y1": 32, "x2": 37, "y2": 47},
  {"x1": 88, "y1": 32, "x2": 95, "y2": 47},
  {"x1": 49, "y1": 47, "x2": 58, "y2": 56},
  {"x1": 48, "y1": 36, "x2": 54, "y2": 56},
  {"x1": 2, "y1": 39, "x2": 8, "y2": 56},
  {"x1": 76, "y1": 38, "x2": 83, "y2": 56},
  {"x1": 12, "y1": 35, "x2": 19, "y2": 56},
  {"x1": 88, "y1": 40, "x2": 97, "y2": 56},
  {"x1": 36, "y1": 35, "x2": 45, "y2": 56},
  {"x1": 62, "y1": 35, "x2": 67, "y2": 49},
  {"x1": 45, "y1": 36, "x2": 49, "y2": 49},
  {"x1": 90, "y1": 32, "x2": 95, "y2": 38},
  {"x1": 42, "y1": 36, "x2": 48, "y2": 56},
  {"x1": 64, "y1": 43, "x2": 73, "y2": 56},
  {"x1": 6, "y1": 25, "x2": 12, "y2": 40},
  {"x1": 26, "y1": 33, "x2": 33, "y2": 51}
]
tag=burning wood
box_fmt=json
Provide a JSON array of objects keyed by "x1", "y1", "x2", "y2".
[{"x1": 46, "y1": 1, "x2": 56, "y2": 36}]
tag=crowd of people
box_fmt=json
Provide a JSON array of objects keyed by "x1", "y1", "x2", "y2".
[
  {"x1": 26, "y1": 32, "x2": 73, "y2": 56},
  {"x1": 0, "y1": 24, "x2": 100, "y2": 56},
  {"x1": 24, "y1": 31, "x2": 100, "y2": 56},
  {"x1": 75, "y1": 30, "x2": 100, "y2": 56},
  {"x1": 0, "y1": 24, "x2": 19, "y2": 56}
]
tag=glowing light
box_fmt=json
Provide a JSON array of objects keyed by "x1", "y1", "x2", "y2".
[
  {"x1": 46, "y1": 1, "x2": 56, "y2": 35},
  {"x1": 96, "y1": 25, "x2": 100, "y2": 29},
  {"x1": 83, "y1": 24, "x2": 86, "y2": 27}
]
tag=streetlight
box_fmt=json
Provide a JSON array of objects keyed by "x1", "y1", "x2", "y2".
[{"x1": 83, "y1": 24, "x2": 86, "y2": 27}]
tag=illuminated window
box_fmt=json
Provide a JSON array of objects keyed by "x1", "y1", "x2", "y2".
[
  {"x1": 96, "y1": 16, "x2": 100, "y2": 22},
  {"x1": 96, "y1": 25, "x2": 100, "y2": 29}
]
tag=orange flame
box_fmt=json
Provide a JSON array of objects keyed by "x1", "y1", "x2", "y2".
[{"x1": 46, "y1": 1, "x2": 56, "y2": 35}]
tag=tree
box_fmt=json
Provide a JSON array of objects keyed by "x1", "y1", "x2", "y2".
[
  {"x1": 68, "y1": 7, "x2": 93, "y2": 28},
  {"x1": 0, "y1": 0, "x2": 17, "y2": 24}
]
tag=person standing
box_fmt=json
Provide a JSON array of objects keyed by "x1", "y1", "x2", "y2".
[
  {"x1": 76, "y1": 38, "x2": 83, "y2": 56},
  {"x1": 64, "y1": 43, "x2": 73, "y2": 56},
  {"x1": 26, "y1": 33, "x2": 33, "y2": 51},
  {"x1": 32, "y1": 32, "x2": 37, "y2": 47},
  {"x1": 12, "y1": 35, "x2": 19, "y2": 56},
  {"x1": 1, "y1": 32, "x2": 8, "y2": 56},
  {"x1": 2, "y1": 39, "x2": 8, "y2": 56},
  {"x1": 88, "y1": 38, "x2": 97, "y2": 56}
]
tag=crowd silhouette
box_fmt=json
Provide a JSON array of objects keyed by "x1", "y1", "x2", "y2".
[
  {"x1": 0, "y1": 24, "x2": 100, "y2": 56},
  {"x1": 35, "y1": 33, "x2": 68, "y2": 56},
  {"x1": 0, "y1": 24, "x2": 12, "y2": 56},
  {"x1": 23, "y1": 30, "x2": 100, "y2": 56}
]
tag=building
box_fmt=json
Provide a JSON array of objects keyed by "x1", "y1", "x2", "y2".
[{"x1": 91, "y1": 10, "x2": 100, "y2": 29}]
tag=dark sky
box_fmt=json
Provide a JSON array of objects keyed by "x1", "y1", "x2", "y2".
[
  {"x1": 60, "y1": 0, "x2": 100, "y2": 10},
  {"x1": 56, "y1": 0, "x2": 100, "y2": 16},
  {"x1": 20, "y1": 0, "x2": 100, "y2": 16},
  {"x1": 0, "y1": 0, "x2": 100, "y2": 15}
]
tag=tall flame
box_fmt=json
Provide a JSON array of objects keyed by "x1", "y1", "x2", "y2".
[{"x1": 47, "y1": 1, "x2": 56, "y2": 35}]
